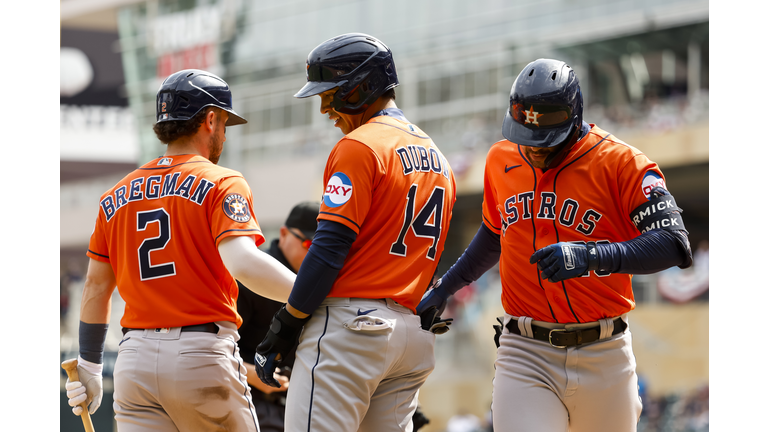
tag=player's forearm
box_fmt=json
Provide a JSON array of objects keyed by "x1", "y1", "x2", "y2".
[
  {"x1": 286, "y1": 220, "x2": 356, "y2": 316},
  {"x1": 440, "y1": 222, "x2": 501, "y2": 295},
  {"x1": 80, "y1": 259, "x2": 117, "y2": 324},
  {"x1": 219, "y1": 236, "x2": 296, "y2": 303},
  {"x1": 596, "y1": 229, "x2": 691, "y2": 274}
]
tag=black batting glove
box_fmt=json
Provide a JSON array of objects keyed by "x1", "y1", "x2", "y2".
[
  {"x1": 254, "y1": 305, "x2": 310, "y2": 388},
  {"x1": 529, "y1": 241, "x2": 599, "y2": 283}
]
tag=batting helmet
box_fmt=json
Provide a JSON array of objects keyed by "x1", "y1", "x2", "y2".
[
  {"x1": 501, "y1": 59, "x2": 583, "y2": 148},
  {"x1": 294, "y1": 33, "x2": 399, "y2": 115},
  {"x1": 156, "y1": 69, "x2": 247, "y2": 126}
]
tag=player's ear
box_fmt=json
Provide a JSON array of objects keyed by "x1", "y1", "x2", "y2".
[{"x1": 203, "y1": 108, "x2": 217, "y2": 133}]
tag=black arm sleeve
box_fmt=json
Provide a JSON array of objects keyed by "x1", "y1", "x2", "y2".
[
  {"x1": 439, "y1": 222, "x2": 502, "y2": 295},
  {"x1": 596, "y1": 228, "x2": 693, "y2": 275},
  {"x1": 286, "y1": 219, "x2": 357, "y2": 315}
]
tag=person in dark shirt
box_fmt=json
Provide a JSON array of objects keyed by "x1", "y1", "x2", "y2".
[{"x1": 237, "y1": 201, "x2": 320, "y2": 432}]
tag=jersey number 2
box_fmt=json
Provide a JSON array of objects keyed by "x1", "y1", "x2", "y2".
[
  {"x1": 390, "y1": 184, "x2": 445, "y2": 260},
  {"x1": 137, "y1": 208, "x2": 176, "y2": 280}
]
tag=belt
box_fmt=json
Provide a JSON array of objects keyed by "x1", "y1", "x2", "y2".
[
  {"x1": 121, "y1": 323, "x2": 219, "y2": 336},
  {"x1": 505, "y1": 317, "x2": 626, "y2": 349}
]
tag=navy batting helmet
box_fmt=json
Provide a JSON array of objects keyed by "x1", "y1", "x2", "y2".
[
  {"x1": 501, "y1": 59, "x2": 583, "y2": 148},
  {"x1": 294, "y1": 33, "x2": 399, "y2": 115},
  {"x1": 156, "y1": 69, "x2": 247, "y2": 126}
]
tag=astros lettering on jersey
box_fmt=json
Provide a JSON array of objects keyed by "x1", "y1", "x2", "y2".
[
  {"x1": 87, "y1": 154, "x2": 264, "y2": 329},
  {"x1": 318, "y1": 114, "x2": 457, "y2": 312},
  {"x1": 482, "y1": 125, "x2": 666, "y2": 323}
]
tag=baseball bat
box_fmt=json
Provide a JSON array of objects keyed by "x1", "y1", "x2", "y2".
[{"x1": 61, "y1": 358, "x2": 96, "y2": 432}]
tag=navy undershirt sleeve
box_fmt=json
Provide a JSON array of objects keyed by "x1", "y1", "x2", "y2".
[
  {"x1": 287, "y1": 219, "x2": 357, "y2": 315},
  {"x1": 439, "y1": 222, "x2": 501, "y2": 295},
  {"x1": 596, "y1": 229, "x2": 691, "y2": 274}
]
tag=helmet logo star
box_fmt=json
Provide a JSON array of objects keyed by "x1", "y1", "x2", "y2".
[{"x1": 524, "y1": 106, "x2": 543, "y2": 126}]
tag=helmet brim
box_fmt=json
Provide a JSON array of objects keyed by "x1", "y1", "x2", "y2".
[
  {"x1": 294, "y1": 80, "x2": 342, "y2": 98},
  {"x1": 501, "y1": 111, "x2": 573, "y2": 148},
  {"x1": 224, "y1": 109, "x2": 247, "y2": 126}
]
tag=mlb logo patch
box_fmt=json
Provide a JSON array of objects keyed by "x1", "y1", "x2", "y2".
[{"x1": 158, "y1": 157, "x2": 172, "y2": 166}]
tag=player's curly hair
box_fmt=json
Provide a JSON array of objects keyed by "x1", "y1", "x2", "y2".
[{"x1": 153, "y1": 107, "x2": 218, "y2": 144}]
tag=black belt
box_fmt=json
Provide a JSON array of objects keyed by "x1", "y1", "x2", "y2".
[
  {"x1": 505, "y1": 317, "x2": 626, "y2": 348},
  {"x1": 121, "y1": 323, "x2": 219, "y2": 336}
]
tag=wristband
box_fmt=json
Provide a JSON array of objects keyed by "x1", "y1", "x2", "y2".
[{"x1": 586, "y1": 241, "x2": 599, "y2": 272}]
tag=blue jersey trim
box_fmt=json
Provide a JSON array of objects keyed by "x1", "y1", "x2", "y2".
[
  {"x1": 215, "y1": 228, "x2": 263, "y2": 242},
  {"x1": 319, "y1": 211, "x2": 361, "y2": 230},
  {"x1": 87, "y1": 249, "x2": 109, "y2": 259}
]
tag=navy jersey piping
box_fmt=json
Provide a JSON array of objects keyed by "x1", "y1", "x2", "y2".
[
  {"x1": 319, "y1": 211, "x2": 361, "y2": 230},
  {"x1": 519, "y1": 144, "x2": 558, "y2": 323},
  {"x1": 550, "y1": 133, "x2": 612, "y2": 324},
  {"x1": 368, "y1": 121, "x2": 432, "y2": 139},
  {"x1": 215, "y1": 228, "x2": 263, "y2": 242},
  {"x1": 87, "y1": 249, "x2": 109, "y2": 259}
]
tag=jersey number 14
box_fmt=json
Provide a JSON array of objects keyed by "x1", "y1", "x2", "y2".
[{"x1": 390, "y1": 184, "x2": 445, "y2": 261}]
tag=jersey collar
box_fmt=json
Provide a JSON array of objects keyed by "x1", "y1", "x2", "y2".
[{"x1": 369, "y1": 108, "x2": 409, "y2": 123}]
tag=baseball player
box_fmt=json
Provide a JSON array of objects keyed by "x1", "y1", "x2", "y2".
[
  {"x1": 237, "y1": 201, "x2": 320, "y2": 432},
  {"x1": 253, "y1": 33, "x2": 457, "y2": 432},
  {"x1": 418, "y1": 59, "x2": 693, "y2": 432},
  {"x1": 64, "y1": 69, "x2": 297, "y2": 432}
]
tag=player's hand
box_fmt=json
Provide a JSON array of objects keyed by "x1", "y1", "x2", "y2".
[
  {"x1": 416, "y1": 278, "x2": 450, "y2": 317},
  {"x1": 529, "y1": 242, "x2": 592, "y2": 283},
  {"x1": 65, "y1": 358, "x2": 103, "y2": 416},
  {"x1": 417, "y1": 279, "x2": 453, "y2": 334},
  {"x1": 255, "y1": 305, "x2": 310, "y2": 388}
]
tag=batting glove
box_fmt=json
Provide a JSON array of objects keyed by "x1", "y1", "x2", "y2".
[
  {"x1": 417, "y1": 279, "x2": 453, "y2": 334},
  {"x1": 529, "y1": 242, "x2": 599, "y2": 283},
  {"x1": 416, "y1": 278, "x2": 450, "y2": 317},
  {"x1": 255, "y1": 305, "x2": 310, "y2": 388},
  {"x1": 65, "y1": 356, "x2": 103, "y2": 416}
]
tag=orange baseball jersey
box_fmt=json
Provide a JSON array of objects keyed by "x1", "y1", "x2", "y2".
[
  {"x1": 482, "y1": 125, "x2": 667, "y2": 323},
  {"x1": 318, "y1": 114, "x2": 457, "y2": 313},
  {"x1": 86, "y1": 154, "x2": 264, "y2": 329}
]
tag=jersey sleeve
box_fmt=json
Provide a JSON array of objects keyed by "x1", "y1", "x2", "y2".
[
  {"x1": 618, "y1": 153, "x2": 667, "y2": 225},
  {"x1": 86, "y1": 210, "x2": 110, "y2": 263},
  {"x1": 317, "y1": 138, "x2": 385, "y2": 234},
  {"x1": 208, "y1": 176, "x2": 265, "y2": 247},
  {"x1": 481, "y1": 148, "x2": 503, "y2": 235}
]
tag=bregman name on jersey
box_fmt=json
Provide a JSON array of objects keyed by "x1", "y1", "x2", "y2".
[{"x1": 100, "y1": 172, "x2": 215, "y2": 222}]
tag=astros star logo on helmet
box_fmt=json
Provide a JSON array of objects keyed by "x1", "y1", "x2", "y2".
[{"x1": 524, "y1": 106, "x2": 543, "y2": 126}]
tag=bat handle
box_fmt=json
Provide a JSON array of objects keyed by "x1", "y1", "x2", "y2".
[{"x1": 62, "y1": 358, "x2": 96, "y2": 432}]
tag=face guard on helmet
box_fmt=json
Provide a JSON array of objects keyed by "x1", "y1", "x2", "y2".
[
  {"x1": 156, "y1": 69, "x2": 247, "y2": 126},
  {"x1": 501, "y1": 59, "x2": 583, "y2": 148},
  {"x1": 294, "y1": 33, "x2": 399, "y2": 115}
]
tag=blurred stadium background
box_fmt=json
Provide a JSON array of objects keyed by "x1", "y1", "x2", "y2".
[{"x1": 60, "y1": 0, "x2": 709, "y2": 431}]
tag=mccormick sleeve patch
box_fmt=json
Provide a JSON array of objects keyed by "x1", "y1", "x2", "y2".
[
  {"x1": 323, "y1": 172, "x2": 353, "y2": 208},
  {"x1": 222, "y1": 193, "x2": 252, "y2": 222}
]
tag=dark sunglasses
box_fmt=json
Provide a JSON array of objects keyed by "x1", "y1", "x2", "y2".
[{"x1": 289, "y1": 229, "x2": 312, "y2": 250}]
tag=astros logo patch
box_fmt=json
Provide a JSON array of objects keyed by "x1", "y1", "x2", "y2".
[
  {"x1": 223, "y1": 193, "x2": 251, "y2": 222},
  {"x1": 641, "y1": 172, "x2": 666, "y2": 199},
  {"x1": 323, "y1": 172, "x2": 353, "y2": 208}
]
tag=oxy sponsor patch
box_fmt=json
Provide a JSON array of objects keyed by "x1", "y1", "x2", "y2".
[
  {"x1": 323, "y1": 172, "x2": 353, "y2": 207},
  {"x1": 642, "y1": 172, "x2": 666, "y2": 199},
  {"x1": 223, "y1": 193, "x2": 251, "y2": 222}
]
